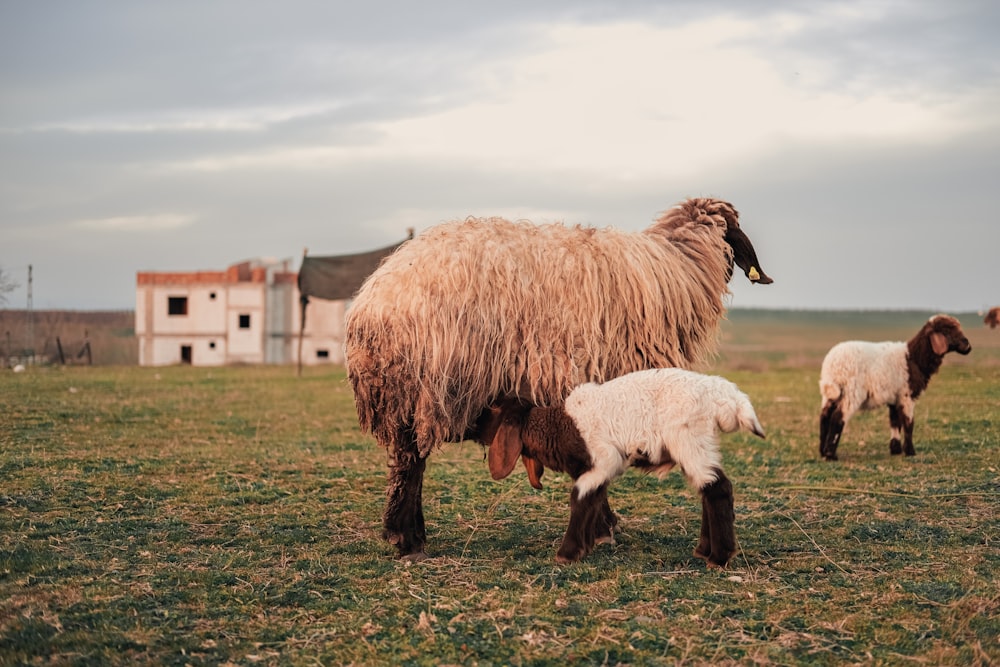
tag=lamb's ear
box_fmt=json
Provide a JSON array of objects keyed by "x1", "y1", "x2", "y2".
[
  {"x1": 930, "y1": 331, "x2": 948, "y2": 355},
  {"x1": 487, "y1": 419, "x2": 524, "y2": 481},
  {"x1": 522, "y1": 455, "x2": 545, "y2": 490}
]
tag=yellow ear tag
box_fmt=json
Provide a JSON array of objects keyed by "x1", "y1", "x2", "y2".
[{"x1": 749, "y1": 266, "x2": 760, "y2": 281}]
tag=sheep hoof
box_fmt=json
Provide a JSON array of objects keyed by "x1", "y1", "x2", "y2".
[
  {"x1": 595, "y1": 535, "x2": 616, "y2": 546},
  {"x1": 823, "y1": 454, "x2": 838, "y2": 462},
  {"x1": 890, "y1": 440, "x2": 903, "y2": 455}
]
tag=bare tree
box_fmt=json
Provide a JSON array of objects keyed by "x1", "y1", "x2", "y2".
[{"x1": 0, "y1": 266, "x2": 19, "y2": 305}]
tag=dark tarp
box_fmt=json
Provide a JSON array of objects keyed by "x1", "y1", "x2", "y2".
[
  {"x1": 297, "y1": 238, "x2": 409, "y2": 301},
  {"x1": 295, "y1": 233, "x2": 411, "y2": 374}
]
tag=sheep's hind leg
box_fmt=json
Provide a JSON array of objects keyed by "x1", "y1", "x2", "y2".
[
  {"x1": 595, "y1": 496, "x2": 619, "y2": 545},
  {"x1": 819, "y1": 399, "x2": 844, "y2": 461},
  {"x1": 693, "y1": 468, "x2": 735, "y2": 569},
  {"x1": 382, "y1": 430, "x2": 428, "y2": 561},
  {"x1": 557, "y1": 484, "x2": 608, "y2": 563}
]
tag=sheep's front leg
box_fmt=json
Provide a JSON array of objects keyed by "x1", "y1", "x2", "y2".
[
  {"x1": 382, "y1": 431, "x2": 428, "y2": 561},
  {"x1": 693, "y1": 468, "x2": 735, "y2": 569},
  {"x1": 888, "y1": 404, "x2": 904, "y2": 455},
  {"x1": 819, "y1": 399, "x2": 844, "y2": 461},
  {"x1": 556, "y1": 484, "x2": 608, "y2": 564},
  {"x1": 888, "y1": 404, "x2": 917, "y2": 456}
]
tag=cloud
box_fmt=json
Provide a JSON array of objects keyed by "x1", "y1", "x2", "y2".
[
  {"x1": 367, "y1": 18, "x2": 973, "y2": 180},
  {"x1": 73, "y1": 213, "x2": 197, "y2": 232}
]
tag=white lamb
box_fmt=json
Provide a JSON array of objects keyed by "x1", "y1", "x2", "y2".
[
  {"x1": 476, "y1": 368, "x2": 765, "y2": 567},
  {"x1": 818, "y1": 314, "x2": 971, "y2": 460}
]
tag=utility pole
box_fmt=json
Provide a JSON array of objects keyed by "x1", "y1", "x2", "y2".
[{"x1": 26, "y1": 264, "x2": 33, "y2": 362}]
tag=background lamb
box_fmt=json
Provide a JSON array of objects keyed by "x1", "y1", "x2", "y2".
[
  {"x1": 985, "y1": 307, "x2": 999, "y2": 329},
  {"x1": 478, "y1": 368, "x2": 765, "y2": 567},
  {"x1": 818, "y1": 314, "x2": 971, "y2": 460},
  {"x1": 345, "y1": 197, "x2": 773, "y2": 560}
]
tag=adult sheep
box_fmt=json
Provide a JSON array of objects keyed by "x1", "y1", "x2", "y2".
[
  {"x1": 345, "y1": 197, "x2": 774, "y2": 560},
  {"x1": 818, "y1": 314, "x2": 972, "y2": 460}
]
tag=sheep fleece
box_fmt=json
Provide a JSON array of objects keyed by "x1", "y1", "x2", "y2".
[
  {"x1": 347, "y1": 209, "x2": 734, "y2": 457},
  {"x1": 819, "y1": 341, "x2": 911, "y2": 417},
  {"x1": 566, "y1": 368, "x2": 762, "y2": 497}
]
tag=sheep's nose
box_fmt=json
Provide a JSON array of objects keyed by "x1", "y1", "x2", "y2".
[{"x1": 958, "y1": 339, "x2": 972, "y2": 354}]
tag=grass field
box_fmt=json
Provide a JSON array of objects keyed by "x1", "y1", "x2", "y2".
[{"x1": 2, "y1": 310, "x2": 998, "y2": 665}]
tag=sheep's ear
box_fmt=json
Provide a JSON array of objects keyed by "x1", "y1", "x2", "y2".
[
  {"x1": 930, "y1": 331, "x2": 948, "y2": 355},
  {"x1": 488, "y1": 420, "x2": 524, "y2": 481},
  {"x1": 522, "y1": 455, "x2": 545, "y2": 489}
]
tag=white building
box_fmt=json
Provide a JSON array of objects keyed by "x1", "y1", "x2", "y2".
[{"x1": 135, "y1": 258, "x2": 346, "y2": 367}]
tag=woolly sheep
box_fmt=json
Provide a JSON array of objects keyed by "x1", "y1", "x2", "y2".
[
  {"x1": 478, "y1": 368, "x2": 765, "y2": 567},
  {"x1": 345, "y1": 197, "x2": 773, "y2": 560},
  {"x1": 818, "y1": 314, "x2": 971, "y2": 460}
]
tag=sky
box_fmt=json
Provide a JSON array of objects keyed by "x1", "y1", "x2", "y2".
[{"x1": 2, "y1": 1, "x2": 998, "y2": 312}]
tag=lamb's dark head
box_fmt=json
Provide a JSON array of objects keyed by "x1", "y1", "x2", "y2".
[
  {"x1": 925, "y1": 314, "x2": 972, "y2": 356},
  {"x1": 477, "y1": 399, "x2": 545, "y2": 489}
]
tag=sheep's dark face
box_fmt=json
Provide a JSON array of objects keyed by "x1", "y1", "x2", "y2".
[
  {"x1": 725, "y1": 225, "x2": 773, "y2": 285},
  {"x1": 928, "y1": 315, "x2": 972, "y2": 356},
  {"x1": 713, "y1": 201, "x2": 773, "y2": 286}
]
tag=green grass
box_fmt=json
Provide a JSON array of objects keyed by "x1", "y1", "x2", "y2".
[{"x1": 2, "y1": 313, "x2": 998, "y2": 665}]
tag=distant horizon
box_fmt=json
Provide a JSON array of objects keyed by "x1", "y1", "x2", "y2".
[{"x1": 1, "y1": 305, "x2": 994, "y2": 316}]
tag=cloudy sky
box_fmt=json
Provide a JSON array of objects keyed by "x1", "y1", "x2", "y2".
[{"x1": 2, "y1": 1, "x2": 998, "y2": 311}]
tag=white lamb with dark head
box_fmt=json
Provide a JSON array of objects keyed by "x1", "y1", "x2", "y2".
[
  {"x1": 478, "y1": 368, "x2": 765, "y2": 567},
  {"x1": 818, "y1": 314, "x2": 972, "y2": 460}
]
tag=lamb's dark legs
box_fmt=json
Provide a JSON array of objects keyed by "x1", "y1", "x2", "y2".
[
  {"x1": 819, "y1": 399, "x2": 844, "y2": 461},
  {"x1": 382, "y1": 429, "x2": 428, "y2": 561},
  {"x1": 888, "y1": 405, "x2": 917, "y2": 456},
  {"x1": 595, "y1": 496, "x2": 619, "y2": 545},
  {"x1": 693, "y1": 468, "x2": 735, "y2": 569},
  {"x1": 888, "y1": 405, "x2": 904, "y2": 455},
  {"x1": 557, "y1": 484, "x2": 608, "y2": 563}
]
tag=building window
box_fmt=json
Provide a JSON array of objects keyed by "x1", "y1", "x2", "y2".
[
  {"x1": 239, "y1": 314, "x2": 251, "y2": 329},
  {"x1": 168, "y1": 296, "x2": 188, "y2": 316},
  {"x1": 209, "y1": 292, "x2": 217, "y2": 300},
  {"x1": 180, "y1": 345, "x2": 192, "y2": 364},
  {"x1": 209, "y1": 341, "x2": 216, "y2": 350},
  {"x1": 316, "y1": 349, "x2": 330, "y2": 359}
]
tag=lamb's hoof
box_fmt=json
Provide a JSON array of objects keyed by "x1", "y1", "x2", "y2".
[
  {"x1": 823, "y1": 454, "x2": 838, "y2": 461},
  {"x1": 705, "y1": 561, "x2": 728, "y2": 571},
  {"x1": 904, "y1": 448, "x2": 916, "y2": 457},
  {"x1": 400, "y1": 551, "x2": 429, "y2": 563},
  {"x1": 595, "y1": 534, "x2": 616, "y2": 546},
  {"x1": 889, "y1": 439, "x2": 902, "y2": 455}
]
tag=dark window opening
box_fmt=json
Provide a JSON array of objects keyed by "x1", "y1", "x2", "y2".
[
  {"x1": 168, "y1": 296, "x2": 188, "y2": 316},
  {"x1": 316, "y1": 349, "x2": 330, "y2": 359},
  {"x1": 209, "y1": 292, "x2": 217, "y2": 300},
  {"x1": 180, "y1": 345, "x2": 192, "y2": 364},
  {"x1": 209, "y1": 341, "x2": 216, "y2": 350},
  {"x1": 239, "y1": 314, "x2": 251, "y2": 329}
]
